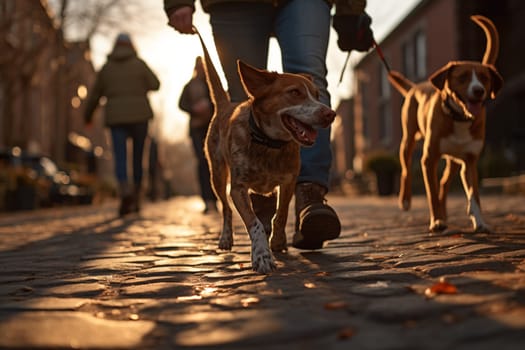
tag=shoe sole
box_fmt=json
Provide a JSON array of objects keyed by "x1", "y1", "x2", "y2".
[{"x1": 292, "y1": 204, "x2": 341, "y2": 250}]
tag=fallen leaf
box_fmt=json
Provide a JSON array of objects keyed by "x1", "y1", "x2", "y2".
[
  {"x1": 304, "y1": 282, "x2": 316, "y2": 289},
  {"x1": 241, "y1": 297, "x2": 260, "y2": 307},
  {"x1": 324, "y1": 301, "x2": 349, "y2": 310},
  {"x1": 315, "y1": 271, "x2": 329, "y2": 277},
  {"x1": 425, "y1": 281, "x2": 458, "y2": 298},
  {"x1": 337, "y1": 327, "x2": 356, "y2": 340}
]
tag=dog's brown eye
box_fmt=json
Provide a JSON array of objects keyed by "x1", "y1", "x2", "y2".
[
  {"x1": 457, "y1": 72, "x2": 470, "y2": 84},
  {"x1": 288, "y1": 88, "x2": 302, "y2": 97},
  {"x1": 478, "y1": 73, "x2": 490, "y2": 84}
]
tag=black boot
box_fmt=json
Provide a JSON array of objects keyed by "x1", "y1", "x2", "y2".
[
  {"x1": 133, "y1": 184, "x2": 142, "y2": 213},
  {"x1": 118, "y1": 183, "x2": 134, "y2": 217},
  {"x1": 292, "y1": 182, "x2": 341, "y2": 250}
]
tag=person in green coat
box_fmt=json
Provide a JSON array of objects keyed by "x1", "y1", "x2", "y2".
[{"x1": 84, "y1": 33, "x2": 160, "y2": 217}]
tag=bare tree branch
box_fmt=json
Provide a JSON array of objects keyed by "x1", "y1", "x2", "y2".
[{"x1": 48, "y1": 0, "x2": 158, "y2": 42}]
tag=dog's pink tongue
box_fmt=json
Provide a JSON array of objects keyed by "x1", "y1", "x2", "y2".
[
  {"x1": 467, "y1": 101, "x2": 483, "y2": 117},
  {"x1": 304, "y1": 128, "x2": 318, "y2": 143}
]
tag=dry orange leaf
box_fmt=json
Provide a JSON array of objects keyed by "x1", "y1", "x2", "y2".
[
  {"x1": 324, "y1": 301, "x2": 349, "y2": 310},
  {"x1": 425, "y1": 281, "x2": 458, "y2": 298},
  {"x1": 337, "y1": 327, "x2": 356, "y2": 340},
  {"x1": 315, "y1": 271, "x2": 329, "y2": 277}
]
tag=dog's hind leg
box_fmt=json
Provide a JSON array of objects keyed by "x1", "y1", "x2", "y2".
[
  {"x1": 210, "y1": 160, "x2": 234, "y2": 250},
  {"x1": 439, "y1": 157, "x2": 460, "y2": 221},
  {"x1": 270, "y1": 182, "x2": 294, "y2": 252}
]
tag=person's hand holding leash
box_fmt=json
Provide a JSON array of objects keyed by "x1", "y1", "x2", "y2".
[{"x1": 167, "y1": 6, "x2": 195, "y2": 34}]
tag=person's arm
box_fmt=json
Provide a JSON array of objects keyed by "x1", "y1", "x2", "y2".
[
  {"x1": 83, "y1": 72, "x2": 104, "y2": 125},
  {"x1": 334, "y1": 0, "x2": 366, "y2": 15},
  {"x1": 178, "y1": 82, "x2": 192, "y2": 114},
  {"x1": 141, "y1": 60, "x2": 161, "y2": 91},
  {"x1": 164, "y1": 0, "x2": 195, "y2": 34}
]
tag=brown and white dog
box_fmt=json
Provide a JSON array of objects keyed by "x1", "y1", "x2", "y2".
[
  {"x1": 388, "y1": 15, "x2": 503, "y2": 233},
  {"x1": 194, "y1": 29, "x2": 336, "y2": 273}
]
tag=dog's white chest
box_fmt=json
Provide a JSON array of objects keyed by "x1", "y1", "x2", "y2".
[{"x1": 439, "y1": 122, "x2": 483, "y2": 157}]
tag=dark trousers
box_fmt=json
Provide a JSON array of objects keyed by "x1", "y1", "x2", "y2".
[{"x1": 190, "y1": 126, "x2": 216, "y2": 202}]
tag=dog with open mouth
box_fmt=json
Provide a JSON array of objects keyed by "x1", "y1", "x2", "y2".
[
  {"x1": 387, "y1": 15, "x2": 503, "y2": 233},
  {"x1": 194, "y1": 29, "x2": 336, "y2": 273}
]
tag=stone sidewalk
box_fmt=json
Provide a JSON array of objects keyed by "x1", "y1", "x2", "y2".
[{"x1": 0, "y1": 194, "x2": 524, "y2": 349}]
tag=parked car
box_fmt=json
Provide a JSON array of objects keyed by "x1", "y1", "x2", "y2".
[{"x1": 0, "y1": 147, "x2": 94, "y2": 211}]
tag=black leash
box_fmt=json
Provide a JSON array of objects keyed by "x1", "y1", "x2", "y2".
[{"x1": 338, "y1": 37, "x2": 392, "y2": 85}]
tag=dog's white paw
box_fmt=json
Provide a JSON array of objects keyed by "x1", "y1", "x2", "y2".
[
  {"x1": 251, "y1": 249, "x2": 276, "y2": 274},
  {"x1": 250, "y1": 219, "x2": 276, "y2": 273},
  {"x1": 218, "y1": 231, "x2": 233, "y2": 250},
  {"x1": 429, "y1": 219, "x2": 447, "y2": 232}
]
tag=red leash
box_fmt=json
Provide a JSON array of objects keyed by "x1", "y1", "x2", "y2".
[{"x1": 373, "y1": 38, "x2": 391, "y2": 73}]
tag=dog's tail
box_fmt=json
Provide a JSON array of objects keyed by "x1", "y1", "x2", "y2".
[
  {"x1": 387, "y1": 70, "x2": 415, "y2": 97},
  {"x1": 471, "y1": 15, "x2": 499, "y2": 65},
  {"x1": 193, "y1": 27, "x2": 230, "y2": 109}
]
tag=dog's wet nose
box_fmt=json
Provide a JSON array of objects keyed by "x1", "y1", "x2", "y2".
[
  {"x1": 323, "y1": 108, "x2": 337, "y2": 123},
  {"x1": 472, "y1": 86, "x2": 485, "y2": 99}
]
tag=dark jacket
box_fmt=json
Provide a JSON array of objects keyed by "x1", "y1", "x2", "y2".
[
  {"x1": 84, "y1": 43, "x2": 160, "y2": 126},
  {"x1": 179, "y1": 72, "x2": 213, "y2": 130}
]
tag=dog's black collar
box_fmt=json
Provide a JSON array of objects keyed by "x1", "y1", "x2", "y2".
[
  {"x1": 441, "y1": 95, "x2": 472, "y2": 123},
  {"x1": 249, "y1": 110, "x2": 289, "y2": 149}
]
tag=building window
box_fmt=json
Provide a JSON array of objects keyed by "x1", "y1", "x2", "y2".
[
  {"x1": 402, "y1": 29, "x2": 427, "y2": 81},
  {"x1": 378, "y1": 63, "x2": 392, "y2": 145}
]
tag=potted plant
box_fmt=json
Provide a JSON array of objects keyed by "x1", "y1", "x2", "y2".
[{"x1": 365, "y1": 152, "x2": 401, "y2": 196}]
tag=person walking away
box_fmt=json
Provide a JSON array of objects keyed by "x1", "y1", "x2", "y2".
[
  {"x1": 84, "y1": 33, "x2": 160, "y2": 217},
  {"x1": 164, "y1": 0, "x2": 371, "y2": 249},
  {"x1": 179, "y1": 56, "x2": 217, "y2": 213}
]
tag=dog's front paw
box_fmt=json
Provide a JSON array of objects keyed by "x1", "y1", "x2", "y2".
[
  {"x1": 250, "y1": 219, "x2": 276, "y2": 273},
  {"x1": 218, "y1": 231, "x2": 233, "y2": 250},
  {"x1": 399, "y1": 198, "x2": 411, "y2": 211},
  {"x1": 429, "y1": 219, "x2": 447, "y2": 232},
  {"x1": 270, "y1": 232, "x2": 288, "y2": 252},
  {"x1": 252, "y1": 249, "x2": 276, "y2": 274}
]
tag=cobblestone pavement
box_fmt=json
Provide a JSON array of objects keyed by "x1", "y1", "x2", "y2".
[{"x1": 0, "y1": 194, "x2": 524, "y2": 350}]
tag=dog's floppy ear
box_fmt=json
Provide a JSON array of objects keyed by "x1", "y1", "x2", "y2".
[
  {"x1": 429, "y1": 62, "x2": 456, "y2": 91},
  {"x1": 238, "y1": 60, "x2": 278, "y2": 98},
  {"x1": 487, "y1": 64, "x2": 503, "y2": 99}
]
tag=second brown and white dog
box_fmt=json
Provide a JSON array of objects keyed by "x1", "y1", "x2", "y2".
[
  {"x1": 194, "y1": 29, "x2": 336, "y2": 273},
  {"x1": 388, "y1": 15, "x2": 503, "y2": 233}
]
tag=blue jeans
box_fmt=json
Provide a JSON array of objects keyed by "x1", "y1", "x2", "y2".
[
  {"x1": 110, "y1": 122, "x2": 148, "y2": 186},
  {"x1": 209, "y1": 0, "x2": 333, "y2": 188}
]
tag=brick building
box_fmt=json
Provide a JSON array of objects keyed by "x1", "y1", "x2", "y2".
[{"x1": 0, "y1": 0, "x2": 99, "y2": 169}]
